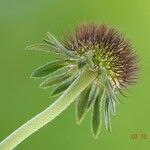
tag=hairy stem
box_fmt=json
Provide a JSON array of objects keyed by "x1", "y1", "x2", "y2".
[{"x1": 0, "y1": 69, "x2": 97, "y2": 150}]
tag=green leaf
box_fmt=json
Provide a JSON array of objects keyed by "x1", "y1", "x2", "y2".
[
  {"x1": 106, "y1": 80, "x2": 118, "y2": 103},
  {"x1": 45, "y1": 66, "x2": 70, "y2": 79},
  {"x1": 76, "y1": 86, "x2": 91, "y2": 124},
  {"x1": 106, "y1": 90, "x2": 116, "y2": 116},
  {"x1": 91, "y1": 86, "x2": 105, "y2": 138},
  {"x1": 44, "y1": 32, "x2": 78, "y2": 59},
  {"x1": 110, "y1": 98, "x2": 116, "y2": 116},
  {"x1": 87, "y1": 84, "x2": 98, "y2": 109},
  {"x1": 51, "y1": 74, "x2": 78, "y2": 96},
  {"x1": 78, "y1": 58, "x2": 87, "y2": 69},
  {"x1": 99, "y1": 67, "x2": 107, "y2": 83},
  {"x1": 40, "y1": 74, "x2": 71, "y2": 89},
  {"x1": 25, "y1": 43, "x2": 56, "y2": 53},
  {"x1": 40, "y1": 66, "x2": 77, "y2": 89},
  {"x1": 30, "y1": 60, "x2": 68, "y2": 78},
  {"x1": 104, "y1": 97, "x2": 112, "y2": 132},
  {"x1": 92, "y1": 95, "x2": 101, "y2": 138}
]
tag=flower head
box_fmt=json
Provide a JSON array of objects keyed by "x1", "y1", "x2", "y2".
[
  {"x1": 63, "y1": 23, "x2": 138, "y2": 88},
  {"x1": 27, "y1": 23, "x2": 138, "y2": 138}
]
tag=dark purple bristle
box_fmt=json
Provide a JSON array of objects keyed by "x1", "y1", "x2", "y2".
[{"x1": 63, "y1": 23, "x2": 138, "y2": 88}]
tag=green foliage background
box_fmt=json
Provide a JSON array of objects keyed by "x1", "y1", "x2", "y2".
[{"x1": 0, "y1": 0, "x2": 149, "y2": 149}]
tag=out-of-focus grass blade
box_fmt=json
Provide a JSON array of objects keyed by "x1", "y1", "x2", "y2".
[
  {"x1": 51, "y1": 74, "x2": 78, "y2": 96},
  {"x1": 76, "y1": 86, "x2": 91, "y2": 124},
  {"x1": 30, "y1": 60, "x2": 68, "y2": 79}
]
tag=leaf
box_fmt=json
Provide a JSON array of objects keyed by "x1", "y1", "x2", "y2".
[
  {"x1": 106, "y1": 80, "x2": 118, "y2": 103},
  {"x1": 40, "y1": 74, "x2": 71, "y2": 89},
  {"x1": 104, "y1": 97, "x2": 112, "y2": 132},
  {"x1": 110, "y1": 98, "x2": 116, "y2": 116},
  {"x1": 87, "y1": 84, "x2": 98, "y2": 109},
  {"x1": 44, "y1": 32, "x2": 78, "y2": 59},
  {"x1": 106, "y1": 90, "x2": 116, "y2": 116},
  {"x1": 91, "y1": 86, "x2": 105, "y2": 138},
  {"x1": 78, "y1": 58, "x2": 87, "y2": 69},
  {"x1": 30, "y1": 60, "x2": 68, "y2": 78},
  {"x1": 92, "y1": 95, "x2": 101, "y2": 138},
  {"x1": 44, "y1": 65, "x2": 70, "y2": 79},
  {"x1": 25, "y1": 43, "x2": 56, "y2": 53},
  {"x1": 26, "y1": 43, "x2": 68, "y2": 60},
  {"x1": 40, "y1": 66, "x2": 77, "y2": 89},
  {"x1": 99, "y1": 67, "x2": 107, "y2": 82},
  {"x1": 76, "y1": 86, "x2": 91, "y2": 124},
  {"x1": 51, "y1": 74, "x2": 78, "y2": 96}
]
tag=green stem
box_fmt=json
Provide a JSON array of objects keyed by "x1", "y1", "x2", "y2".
[{"x1": 0, "y1": 69, "x2": 97, "y2": 150}]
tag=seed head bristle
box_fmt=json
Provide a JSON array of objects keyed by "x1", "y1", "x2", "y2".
[{"x1": 63, "y1": 23, "x2": 138, "y2": 88}]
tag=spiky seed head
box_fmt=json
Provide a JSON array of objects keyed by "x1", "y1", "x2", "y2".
[{"x1": 63, "y1": 23, "x2": 138, "y2": 89}]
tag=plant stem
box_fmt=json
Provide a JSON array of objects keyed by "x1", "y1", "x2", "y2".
[{"x1": 0, "y1": 69, "x2": 97, "y2": 150}]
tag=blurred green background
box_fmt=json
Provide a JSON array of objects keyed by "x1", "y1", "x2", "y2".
[{"x1": 0, "y1": 0, "x2": 150, "y2": 149}]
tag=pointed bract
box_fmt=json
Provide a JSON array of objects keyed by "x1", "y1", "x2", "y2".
[
  {"x1": 76, "y1": 86, "x2": 91, "y2": 124},
  {"x1": 30, "y1": 60, "x2": 68, "y2": 78}
]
